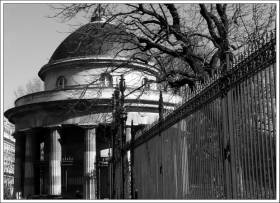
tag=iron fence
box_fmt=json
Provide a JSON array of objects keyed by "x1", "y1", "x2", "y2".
[{"x1": 124, "y1": 30, "x2": 276, "y2": 199}]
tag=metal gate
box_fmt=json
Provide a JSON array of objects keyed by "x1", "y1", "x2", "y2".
[{"x1": 61, "y1": 160, "x2": 83, "y2": 198}]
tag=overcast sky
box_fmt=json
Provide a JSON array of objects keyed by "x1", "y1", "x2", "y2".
[{"x1": 2, "y1": 3, "x2": 89, "y2": 112}]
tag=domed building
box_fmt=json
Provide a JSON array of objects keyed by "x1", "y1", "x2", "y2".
[{"x1": 4, "y1": 16, "x2": 180, "y2": 199}]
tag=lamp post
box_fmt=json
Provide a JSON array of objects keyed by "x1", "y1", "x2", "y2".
[
  {"x1": 119, "y1": 74, "x2": 127, "y2": 199},
  {"x1": 111, "y1": 87, "x2": 120, "y2": 199}
]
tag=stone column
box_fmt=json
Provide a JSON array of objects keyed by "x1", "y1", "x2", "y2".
[
  {"x1": 43, "y1": 132, "x2": 50, "y2": 194},
  {"x1": 83, "y1": 128, "x2": 96, "y2": 199},
  {"x1": 126, "y1": 127, "x2": 131, "y2": 164},
  {"x1": 24, "y1": 130, "x2": 37, "y2": 197},
  {"x1": 49, "y1": 129, "x2": 62, "y2": 195},
  {"x1": 13, "y1": 132, "x2": 25, "y2": 199}
]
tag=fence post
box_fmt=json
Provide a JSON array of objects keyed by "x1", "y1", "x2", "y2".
[
  {"x1": 130, "y1": 120, "x2": 134, "y2": 199},
  {"x1": 158, "y1": 91, "x2": 164, "y2": 199},
  {"x1": 226, "y1": 51, "x2": 238, "y2": 199},
  {"x1": 221, "y1": 51, "x2": 238, "y2": 199}
]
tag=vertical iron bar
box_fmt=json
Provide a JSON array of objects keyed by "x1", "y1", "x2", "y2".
[
  {"x1": 232, "y1": 87, "x2": 239, "y2": 198},
  {"x1": 110, "y1": 135, "x2": 113, "y2": 198},
  {"x1": 215, "y1": 99, "x2": 221, "y2": 199},
  {"x1": 211, "y1": 101, "x2": 215, "y2": 199},
  {"x1": 206, "y1": 104, "x2": 211, "y2": 198},
  {"x1": 235, "y1": 84, "x2": 243, "y2": 199},
  {"x1": 162, "y1": 123, "x2": 165, "y2": 199},
  {"x1": 213, "y1": 101, "x2": 217, "y2": 199},
  {"x1": 268, "y1": 65, "x2": 276, "y2": 197},
  {"x1": 228, "y1": 88, "x2": 238, "y2": 199},
  {"x1": 195, "y1": 111, "x2": 199, "y2": 199},
  {"x1": 207, "y1": 104, "x2": 211, "y2": 199},
  {"x1": 186, "y1": 116, "x2": 190, "y2": 199},
  {"x1": 198, "y1": 111, "x2": 206, "y2": 198},
  {"x1": 217, "y1": 99, "x2": 224, "y2": 198},
  {"x1": 113, "y1": 132, "x2": 115, "y2": 199},
  {"x1": 273, "y1": 64, "x2": 276, "y2": 96},
  {"x1": 215, "y1": 100, "x2": 220, "y2": 198},
  {"x1": 197, "y1": 111, "x2": 201, "y2": 199},
  {"x1": 200, "y1": 108, "x2": 205, "y2": 198},
  {"x1": 191, "y1": 113, "x2": 196, "y2": 198},
  {"x1": 220, "y1": 98, "x2": 225, "y2": 199},
  {"x1": 235, "y1": 85, "x2": 240, "y2": 199},
  {"x1": 249, "y1": 75, "x2": 259, "y2": 198},
  {"x1": 208, "y1": 101, "x2": 216, "y2": 199},
  {"x1": 245, "y1": 78, "x2": 254, "y2": 198},
  {"x1": 187, "y1": 115, "x2": 191, "y2": 199},
  {"x1": 158, "y1": 91, "x2": 163, "y2": 199},
  {"x1": 192, "y1": 113, "x2": 195, "y2": 198},
  {"x1": 240, "y1": 81, "x2": 249, "y2": 198},
  {"x1": 188, "y1": 116, "x2": 191, "y2": 198},
  {"x1": 207, "y1": 105, "x2": 210, "y2": 198},
  {"x1": 200, "y1": 110, "x2": 204, "y2": 199},
  {"x1": 246, "y1": 77, "x2": 256, "y2": 198},
  {"x1": 221, "y1": 93, "x2": 231, "y2": 199},
  {"x1": 243, "y1": 79, "x2": 251, "y2": 198},
  {"x1": 190, "y1": 114, "x2": 195, "y2": 199},
  {"x1": 225, "y1": 52, "x2": 238, "y2": 199},
  {"x1": 120, "y1": 125, "x2": 124, "y2": 199},
  {"x1": 185, "y1": 116, "x2": 190, "y2": 199},
  {"x1": 209, "y1": 102, "x2": 214, "y2": 199},
  {"x1": 257, "y1": 71, "x2": 267, "y2": 198},
  {"x1": 130, "y1": 121, "x2": 134, "y2": 199},
  {"x1": 203, "y1": 106, "x2": 207, "y2": 198},
  {"x1": 264, "y1": 68, "x2": 274, "y2": 198},
  {"x1": 253, "y1": 74, "x2": 263, "y2": 199},
  {"x1": 261, "y1": 70, "x2": 271, "y2": 198}
]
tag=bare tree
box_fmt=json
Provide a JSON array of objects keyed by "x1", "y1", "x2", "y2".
[
  {"x1": 48, "y1": 3, "x2": 276, "y2": 91},
  {"x1": 45, "y1": 3, "x2": 277, "y2": 133},
  {"x1": 14, "y1": 77, "x2": 44, "y2": 100}
]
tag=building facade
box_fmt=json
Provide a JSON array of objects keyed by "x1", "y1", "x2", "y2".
[
  {"x1": 4, "y1": 17, "x2": 180, "y2": 199},
  {"x1": 3, "y1": 118, "x2": 15, "y2": 198}
]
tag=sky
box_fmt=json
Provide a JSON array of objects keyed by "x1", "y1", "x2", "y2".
[{"x1": 2, "y1": 3, "x2": 89, "y2": 112}]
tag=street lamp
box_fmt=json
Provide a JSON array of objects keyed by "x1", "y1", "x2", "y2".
[
  {"x1": 119, "y1": 74, "x2": 126, "y2": 111},
  {"x1": 111, "y1": 87, "x2": 120, "y2": 199}
]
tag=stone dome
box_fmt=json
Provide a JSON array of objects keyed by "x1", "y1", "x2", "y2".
[{"x1": 49, "y1": 20, "x2": 140, "y2": 62}]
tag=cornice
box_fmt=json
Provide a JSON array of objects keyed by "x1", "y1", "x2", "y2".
[{"x1": 38, "y1": 56, "x2": 157, "y2": 81}]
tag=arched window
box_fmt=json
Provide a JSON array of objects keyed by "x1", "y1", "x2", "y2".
[
  {"x1": 142, "y1": 77, "x2": 150, "y2": 89},
  {"x1": 100, "y1": 73, "x2": 113, "y2": 87},
  {"x1": 57, "y1": 76, "x2": 67, "y2": 89}
]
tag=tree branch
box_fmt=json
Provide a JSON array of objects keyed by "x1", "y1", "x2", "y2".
[{"x1": 199, "y1": 4, "x2": 221, "y2": 42}]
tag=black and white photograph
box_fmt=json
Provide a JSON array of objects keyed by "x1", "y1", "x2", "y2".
[{"x1": 1, "y1": 1, "x2": 278, "y2": 201}]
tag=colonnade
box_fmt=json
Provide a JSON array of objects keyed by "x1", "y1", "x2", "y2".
[
  {"x1": 13, "y1": 126, "x2": 97, "y2": 199},
  {"x1": 13, "y1": 124, "x2": 134, "y2": 199}
]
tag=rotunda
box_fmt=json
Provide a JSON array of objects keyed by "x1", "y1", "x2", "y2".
[{"x1": 4, "y1": 17, "x2": 180, "y2": 199}]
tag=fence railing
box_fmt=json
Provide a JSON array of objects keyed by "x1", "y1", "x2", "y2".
[
  {"x1": 125, "y1": 30, "x2": 276, "y2": 152},
  {"x1": 124, "y1": 30, "x2": 276, "y2": 199}
]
